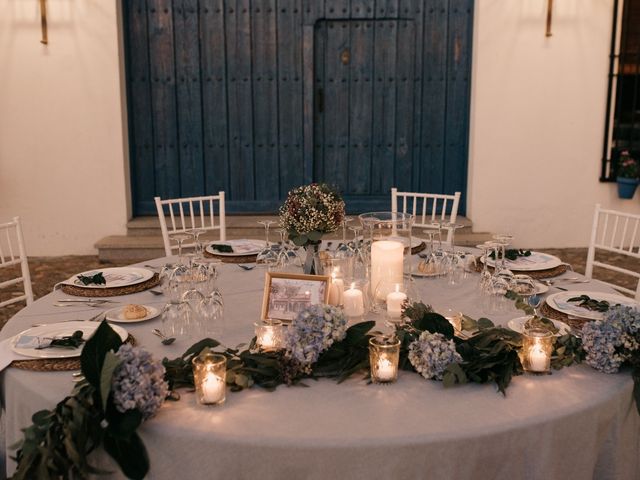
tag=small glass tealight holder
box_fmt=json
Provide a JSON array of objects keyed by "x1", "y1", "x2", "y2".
[
  {"x1": 521, "y1": 328, "x2": 553, "y2": 374},
  {"x1": 254, "y1": 319, "x2": 284, "y2": 351},
  {"x1": 342, "y1": 280, "x2": 369, "y2": 320},
  {"x1": 369, "y1": 335, "x2": 401, "y2": 384},
  {"x1": 192, "y1": 350, "x2": 227, "y2": 405}
]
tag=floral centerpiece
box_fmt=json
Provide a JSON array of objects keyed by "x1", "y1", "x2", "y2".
[
  {"x1": 279, "y1": 183, "x2": 345, "y2": 273},
  {"x1": 616, "y1": 150, "x2": 639, "y2": 199}
]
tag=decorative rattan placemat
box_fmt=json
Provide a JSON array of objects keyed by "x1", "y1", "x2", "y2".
[
  {"x1": 11, "y1": 334, "x2": 137, "y2": 372},
  {"x1": 472, "y1": 263, "x2": 569, "y2": 280},
  {"x1": 203, "y1": 250, "x2": 258, "y2": 263},
  {"x1": 540, "y1": 303, "x2": 590, "y2": 331},
  {"x1": 61, "y1": 274, "x2": 160, "y2": 297}
]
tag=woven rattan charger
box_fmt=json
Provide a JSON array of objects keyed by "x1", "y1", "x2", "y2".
[
  {"x1": 11, "y1": 334, "x2": 137, "y2": 372},
  {"x1": 60, "y1": 274, "x2": 161, "y2": 297}
]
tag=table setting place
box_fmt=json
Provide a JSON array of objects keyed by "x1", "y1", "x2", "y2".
[{"x1": 3, "y1": 183, "x2": 640, "y2": 480}]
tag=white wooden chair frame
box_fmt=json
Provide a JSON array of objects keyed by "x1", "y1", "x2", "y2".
[
  {"x1": 154, "y1": 193, "x2": 227, "y2": 257},
  {"x1": 585, "y1": 204, "x2": 640, "y2": 300},
  {"x1": 391, "y1": 188, "x2": 461, "y2": 244},
  {"x1": 0, "y1": 216, "x2": 34, "y2": 308}
]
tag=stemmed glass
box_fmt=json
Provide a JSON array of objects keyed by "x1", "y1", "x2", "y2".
[
  {"x1": 256, "y1": 220, "x2": 278, "y2": 269},
  {"x1": 476, "y1": 243, "x2": 493, "y2": 291},
  {"x1": 169, "y1": 232, "x2": 192, "y2": 265},
  {"x1": 514, "y1": 275, "x2": 538, "y2": 317},
  {"x1": 417, "y1": 231, "x2": 439, "y2": 276},
  {"x1": 336, "y1": 217, "x2": 354, "y2": 254},
  {"x1": 187, "y1": 227, "x2": 207, "y2": 258},
  {"x1": 492, "y1": 234, "x2": 514, "y2": 273},
  {"x1": 349, "y1": 225, "x2": 369, "y2": 279}
]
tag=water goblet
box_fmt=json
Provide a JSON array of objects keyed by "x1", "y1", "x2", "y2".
[{"x1": 169, "y1": 232, "x2": 192, "y2": 265}]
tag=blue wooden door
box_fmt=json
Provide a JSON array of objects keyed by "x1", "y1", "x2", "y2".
[{"x1": 123, "y1": 0, "x2": 473, "y2": 215}]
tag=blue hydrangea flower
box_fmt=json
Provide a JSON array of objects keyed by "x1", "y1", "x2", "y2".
[
  {"x1": 111, "y1": 344, "x2": 169, "y2": 419},
  {"x1": 581, "y1": 305, "x2": 640, "y2": 374},
  {"x1": 284, "y1": 304, "x2": 347, "y2": 368},
  {"x1": 408, "y1": 331, "x2": 461, "y2": 380}
]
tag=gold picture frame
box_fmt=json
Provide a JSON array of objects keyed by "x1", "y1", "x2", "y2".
[{"x1": 261, "y1": 272, "x2": 330, "y2": 322}]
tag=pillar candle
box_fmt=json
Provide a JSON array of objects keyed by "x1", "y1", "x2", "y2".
[
  {"x1": 343, "y1": 284, "x2": 365, "y2": 317},
  {"x1": 370, "y1": 240, "x2": 404, "y2": 299}
]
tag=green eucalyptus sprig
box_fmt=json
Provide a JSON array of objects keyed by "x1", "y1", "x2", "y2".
[
  {"x1": 567, "y1": 295, "x2": 611, "y2": 312},
  {"x1": 489, "y1": 249, "x2": 531, "y2": 261},
  {"x1": 76, "y1": 272, "x2": 106, "y2": 286}
]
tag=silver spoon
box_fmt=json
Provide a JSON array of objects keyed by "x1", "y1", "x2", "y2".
[
  {"x1": 151, "y1": 328, "x2": 176, "y2": 345},
  {"x1": 237, "y1": 264, "x2": 255, "y2": 271}
]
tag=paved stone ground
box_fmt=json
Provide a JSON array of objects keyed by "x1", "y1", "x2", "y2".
[{"x1": 1, "y1": 249, "x2": 637, "y2": 329}]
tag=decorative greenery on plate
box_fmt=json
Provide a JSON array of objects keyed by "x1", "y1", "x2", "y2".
[
  {"x1": 210, "y1": 244, "x2": 234, "y2": 253},
  {"x1": 489, "y1": 249, "x2": 532, "y2": 261},
  {"x1": 76, "y1": 272, "x2": 106, "y2": 286},
  {"x1": 42, "y1": 330, "x2": 85, "y2": 349},
  {"x1": 567, "y1": 294, "x2": 611, "y2": 312}
]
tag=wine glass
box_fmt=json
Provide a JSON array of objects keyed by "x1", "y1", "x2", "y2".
[
  {"x1": 256, "y1": 220, "x2": 278, "y2": 269},
  {"x1": 476, "y1": 243, "x2": 493, "y2": 292},
  {"x1": 169, "y1": 232, "x2": 192, "y2": 265},
  {"x1": 187, "y1": 227, "x2": 207, "y2": 258},
  {"x1": 492, "y1": 234, "x2": 514, "y2": 273}
]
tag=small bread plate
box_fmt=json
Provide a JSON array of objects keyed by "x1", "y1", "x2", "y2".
[
  {"x1": 205, "y1": 239, "x2": 264, "y2": 257},
  {"x1": 507, "y1": 316, "x2": 571, "y2": 336},
  {"x1": 481, "y1": 251, "x2": 562, "y2": 272},
  {"x1": 105, "y1": 305, "x2": 161, "y2": 323},
  {"x1": 69, "y1": 267, "x2": 154, "y2": 289},
  {"x1": 545, "y1": 291, "x2": 639, "y2": 321},
  {"x1": 11, "y1": 321, "x2": 128, "y2": 359}
]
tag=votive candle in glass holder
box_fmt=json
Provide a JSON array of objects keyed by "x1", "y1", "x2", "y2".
[
  {"x1": 192, "y1": 350, "x2": 227, "y2": 405},
  {"x1": 521, "y1": 328, "x2": 553, "y2": 373},
  {"x1": 255, "y1": 319, "x2": 284, "y2": 350},
  {"x1": 369, "y1": 336, "x2": 401, "y2": 384}
]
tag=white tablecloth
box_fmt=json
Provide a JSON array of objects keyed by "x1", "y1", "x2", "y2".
[{"x1": 2, "y1": 256, "x2": 639, "y2": 479}]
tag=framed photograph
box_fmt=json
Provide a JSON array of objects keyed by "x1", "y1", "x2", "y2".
[{"x1": 261, "y1": 272, "x2": 330, "y2": 322}]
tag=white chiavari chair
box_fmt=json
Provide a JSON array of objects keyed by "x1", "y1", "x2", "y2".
[
  {"x1": 154, "y1": 193, "x2": 227, "y2": 257},
  {"x1": 585, "y1": 204, "x2": 640, "y2": 300},
  {"x1": 0, "y1": 216, "x2": 34, "y2": 308},
  {"x1": 391, "y1": 188, "x2": 462, "y2": 244}
]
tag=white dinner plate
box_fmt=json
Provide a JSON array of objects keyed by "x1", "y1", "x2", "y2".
[
  {"x1": 69, "y1": 267, "x2": 154, "y2": 289},
  {"x1": 507, "y1": 316, "x2": 571, "y2": 336},
  {"x1": 11, "y1": 321, "x2": 128, "y2": 359},
  {"x1": 481, "y1": 251, "x2": 562, "y2": 272},
  {"x1": 205, "y1": 239, "x2": 264, "y2": 257},
  {"x1": 546, "y1": 291, "x2": 639, "y2": 321},
  {"x1": 104, "y1": 305, "x2": 161, "y2": 323}
]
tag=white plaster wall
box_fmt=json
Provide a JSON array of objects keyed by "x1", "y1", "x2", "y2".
[
  {"x1": 0, "y1": 0, "x2": 128, "y2": 255},
  {"x1": 468, "y1": 0, "x2": 640, "y2": 248}
]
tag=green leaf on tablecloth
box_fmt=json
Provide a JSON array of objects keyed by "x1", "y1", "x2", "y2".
[
  {"x1": 443, "y1": 363, "x2": 467, "y2": 388},
  {"x1": 80, "y1": 321, "x2": 124, "y2": 394},
  {"x1": 100, "y1": 351, "x2": 122, "y2": 412},
  {"x1": 413, "y1": 312, "x2": 455, "y2": 340},
  {"x1": 103, "y1": 431, "x2": 149, "y2": 480},
  {"x1": 344, "y1": 321, "x2": 376, "y2": 346}
]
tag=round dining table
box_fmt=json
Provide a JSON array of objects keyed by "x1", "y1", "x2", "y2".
[{"x1": 1, "y1": 253, "x2": 639, "y2": 479}]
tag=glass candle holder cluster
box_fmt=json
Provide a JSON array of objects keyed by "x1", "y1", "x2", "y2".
[
  {"x1": 359, "y1": 212, "x2": 414, "y2": 315},
  {"x1": 192, "y1": 350, "x2": 227, "y2": 405},
  {"x1": 521, "y1": 328, "x2": 553, "y2": 374},
  {"x1": 369, "y1": 335, "x2": 401, "y2": 384},
  {"x1": 254, "y1": 319, "x2": 285, "y2": 350}
]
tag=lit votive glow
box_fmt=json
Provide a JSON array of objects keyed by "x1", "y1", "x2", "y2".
[
  {"x1": 371, "y1": 240, "x2": 404, "y2": 300},
  {"x1": 255, "y1": 319, "x2": 283, "y2": 350},
  {"x1": 343, "y1": 283, "x2": 365, "y2": 317},
  {"x1": 369, "y1": 336, "x2": 401, "y2": 384},
  {"x1": 522, "y1": 328, "x2": 553, "y2": 374},
  {"x1": 192, "y1": 351, "x2": 227, "y2": 405}
]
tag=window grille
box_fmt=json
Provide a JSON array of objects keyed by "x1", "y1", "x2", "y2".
[{"x1": 602, "y1": 0, "x2": 640, "y2": 180}]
